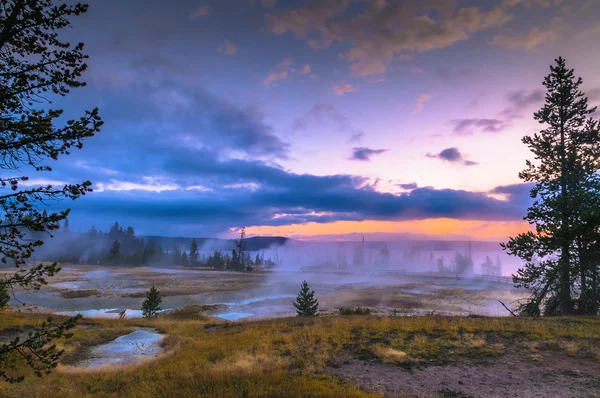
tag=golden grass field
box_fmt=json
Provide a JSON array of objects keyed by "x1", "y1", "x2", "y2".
[{"x1": 1, "y1": 308, "x2": 600, "y2": 397}]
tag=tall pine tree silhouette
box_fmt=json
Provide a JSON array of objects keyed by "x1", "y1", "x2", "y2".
[{"x1": 503, "y1": 57, "x2": 600, "y2": 315}]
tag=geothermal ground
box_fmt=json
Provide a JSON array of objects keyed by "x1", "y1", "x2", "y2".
[
  {"x1": 8, "y1": 264, "x2": 523, "y2": 320},
  {"x1": 2, "y1": 266, "x2": 600, "y2": 397}
]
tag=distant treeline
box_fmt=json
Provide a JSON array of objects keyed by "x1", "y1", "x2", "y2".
[{"x1": 27, "y1": 220, "x2": 284, "y2": 271}]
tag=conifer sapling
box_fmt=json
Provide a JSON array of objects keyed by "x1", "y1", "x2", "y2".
[
  {"x1": 141, "y1": 286, "x2": 162, "y2": 318},
  {"x1": 293, "y1": 280, "x2": 319, "y2": 316}
]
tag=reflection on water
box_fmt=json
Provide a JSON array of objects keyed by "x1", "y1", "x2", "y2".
[
  {"x1": 212, "y1": 294, "x2": 296, "y2": 321},
  {"x1": 57, "y1": 308, "x2": 166, "y2": 318},
  {"x1": 75, "y1": 329, "x2": 164, "y2": 368},
  {"x1": 216, "y1": 294, "x2": 295, "y2": 306},
  {"x1": 215, "y1": 312, "x2": 254, "y2": 321}
]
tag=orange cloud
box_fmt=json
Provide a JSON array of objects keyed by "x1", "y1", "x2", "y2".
[
  {"x1": 412, "y1": 93, "x2": 432, "y2": 114},
  {"x1": 332, "y1": 81, "x2": 358, "y2": 96}
]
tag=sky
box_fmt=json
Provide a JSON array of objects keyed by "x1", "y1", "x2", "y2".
[{"x1": 26, "y1": 0, "x2": 600, "y2": 239}]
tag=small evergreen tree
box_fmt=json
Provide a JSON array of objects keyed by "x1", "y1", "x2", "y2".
[
  {"x1": 141, "y1": 286, "x2": 162, "y2": 318},
  {"x1": 180, "y1": 250, "x2": 189, "y2": 266},
  {"x1": 380, "y1": 243, "x2": 390, "y2": 266},
  {"x1": 453, "y1": 252, "x2": 473, "y2": 274},
  {"x1": 436, "y1": 257, "x2": 445, "y2": 272},
  {"x1": 189, "y1": 238, "x2": 199, "y2": 265},
  {"x1": 481, "y1": 256, "x2": 494, "y2": 275},
  {"x1": 108, "y1": 239, "x2": 120, "y2": 261},
  {"x1": 293, "y1": 280, "x2": 319, "y2": 316}
]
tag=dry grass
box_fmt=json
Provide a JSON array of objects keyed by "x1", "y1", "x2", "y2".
[
  {"x1": 1, "y1": 311, "x2": 599, "y2": 397},
  {"x1": 373, "y1": 346, "x2": 412, "y2": 365}
]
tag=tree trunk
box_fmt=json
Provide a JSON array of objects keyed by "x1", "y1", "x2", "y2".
[
  {"x1": 559, "y1": 105, "x2": 573, "y2": 314},
  {"x1": 578, "y1": 243, "x2": 587, "y2": 314},
  {"x1": 592, "y1": 262, "x2": 599, "y2": 315}
]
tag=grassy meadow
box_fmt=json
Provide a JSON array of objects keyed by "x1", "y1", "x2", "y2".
[{"x1": 1, "y1": 308, "x2": 600, "y2": 397}]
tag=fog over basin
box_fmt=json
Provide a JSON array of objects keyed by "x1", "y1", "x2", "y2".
[{"x1": 6, "y1": 262, "x2": 526, "y2": 320}]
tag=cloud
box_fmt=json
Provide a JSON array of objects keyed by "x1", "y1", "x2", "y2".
[
  {"x1": 299, "y1": 64, "x2": 311, "y2": 74},
  {"x1": 577, "y1": 25, "x2": 600, "y2": 40},
  {"x1": 488, "y1": 182, "x2": 535, "y2": 208},
  {"x1": 426, "y1": 147, "x2": 478, "y2": 166},
  {"x1": 263, "y1": 58, "x2": 293, "y2": 88},
  {"x1": 587, "y1": 87, "x2": 600, "y2": 102},
  {"x1": 491, "y1": 27, "x2": 557, "y2": 50},
  {"x1": 502, "y1": 0, "x2": 563, "y2": 8},
  {"x1": 293, "y1": 104, "x2": 364, "y2": 142},
  {"x1": 332, "y1": 81, "x2": 358, "y2": 96},
  {"x1": 95, "y1": 178, "x2": 179, "y2": 193},
  {"x1": 435, "y1": 67, "x2": 474, "y2": 81},
  {"x1": 39, "y1": 1, "x2": 536, "y2": 236},
  {"x1": 190, "y1": 4, "x2": 211, "y2": 19},
  {"x1": 350, "y1": 147, "x2": 388, "y2": 161},
  {"x1": 250, "y1": 0, "x2": 277, "y2": 7},
  {"x1": 412, "y1": 93, "x2": 433, "y2": 114},
  {"x1": 348, "y1": 131, "x2": 364, "y2": 143},
  {"x1": 263, "y1": 59, "x2": 312, "y2": 88},
  {"x1": 489, "y1": 182, "x2": 534, "y2": 198},
  {"x1": 265, "y1": 1, "x2": 349, "y2": 36},
  {"x1": 64, "y1": 172, "x2": 527, "y2": 236},
  {"x1": 308, "y1": 39, "x2": 333, "y2": 50},
  {"x1": 502, "y1": 89, "x2": 544, "y2": 118},
  {"x1": 217, "y1": 40, "x2": 238, "y2": 55},
  {"x1": 292, "y1": 103, "x2": 336, "y2": 130},
  {"x1": 397, "y1": 182, "x2": 418, "y2": 190},
  {"x1": 265, "y1": 2, "x2": 513, "y2": 76},
  {"x1": 451, "y1": 119, "x2": 508, "y2": 135},
  {"x1": 87, "y1": 73, "x2": 290, "y2": 160}
]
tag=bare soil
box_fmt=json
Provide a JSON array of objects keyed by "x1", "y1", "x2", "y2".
[{"x1": 329, "y1": 347, "x2": 600, "y2": 397}]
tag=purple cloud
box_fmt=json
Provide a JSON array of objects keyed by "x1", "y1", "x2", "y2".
[
  {"x1": 452, "y1": 119, "x2": 508, "y2": 135},
  {"x1": 426, "y1": 147, "x2": 478, "y2": 166},
  {"x1": 350, "y1": 147, "x2": 388, "y2": 161}
]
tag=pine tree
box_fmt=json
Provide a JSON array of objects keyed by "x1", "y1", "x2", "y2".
[
  {"x1": 0, "y1": 0, "x2": 101, "y2": 382},
  {"x1": 293, "y1": 280, "x2": 319, "y2": 316},
  {"x1": 189, "y1": 238, "x2": 199, "y2": 265},
  {"x1": 180, "y1": 250, "x2": 189, "y2": 266},
  {"x1": 503, "y1": 57, "x2": 600, "y2": 315},
  {"x1": 353, "y1": 237, "x2": 365, "y2": 267},
  {"x1": 481, "y1": 256, "x2": 494, "y2": 275},
  {"x1": 109, "y1": 240, "x2": 120, "y2": 261},
  {"x1": 141, "y1": 286, "x2": 162, "y2": 318},
  {"x1": 230, "y1": 228, "x2": 247, "y2": 271},
  {"x1": 380, "y1": 243, "x2": 390, "y2": 266},
  {"x1": 495, "y1": 255, "x2": 503, "y2": 276},
  {"x1": 436, "y1": 257, "x2": 445, "y2": 273}
]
